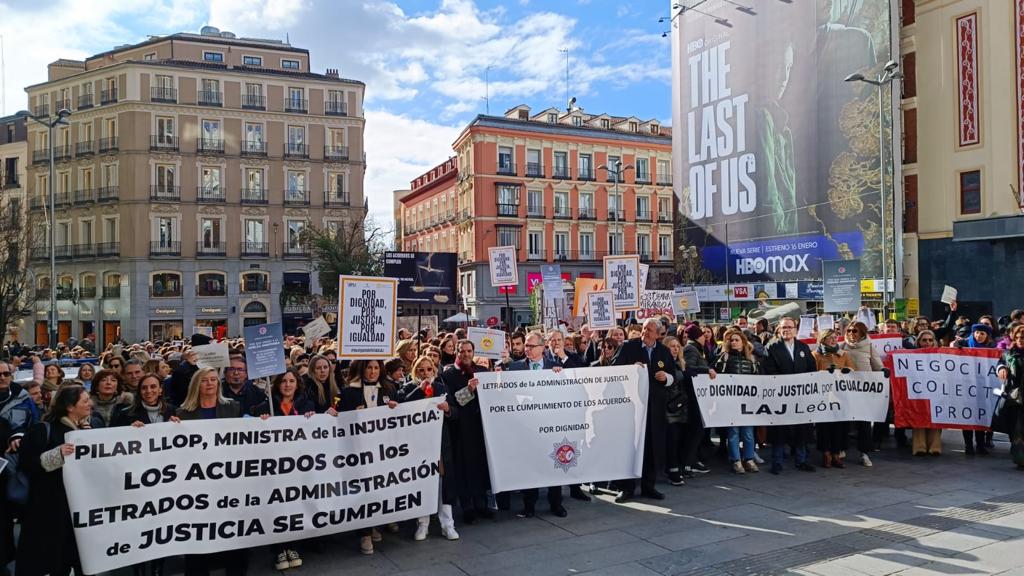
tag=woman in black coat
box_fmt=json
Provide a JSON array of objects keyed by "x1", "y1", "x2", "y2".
[
  {"x1": 112, "y1": 373, "x2": 178, "y2": 427},
  {"x1": 250, "y1": 369, "x2": 322, "y2": 418},
  {"x1": 16, "y1": 385, "x2": 93, "y2": 576}
]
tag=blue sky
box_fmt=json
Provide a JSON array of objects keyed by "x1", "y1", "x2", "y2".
[{"x1": 0, "y1": 0, "x2": 673, "y2": 227}]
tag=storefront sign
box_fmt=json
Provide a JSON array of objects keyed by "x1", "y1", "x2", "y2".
[
  {"x1": 199, "y1": 307, "x2": 225, "y2": 315},
  {"x1": 153, "y1": 309, "x2": 179, "y2": 316}
]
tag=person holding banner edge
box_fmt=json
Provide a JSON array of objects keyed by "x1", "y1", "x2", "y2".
[
  {"x1": 715, "y1": 328, "x2": 761, "y2": 474},
  {"x1": 997, "y1": 325, "x2": 1024, "y2": 469},
  {"x1": 763, "y1": 317, "x2": 818, "y2": 474},
  {"x1": 812, "y1": 329, "x2": 855, "y2": 468}
]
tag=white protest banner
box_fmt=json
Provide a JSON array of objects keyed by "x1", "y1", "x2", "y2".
[
  {"x1": 639, "y1": 263, "x2": 650, "y2": 291},
  {"x1": 476, "y1": 365, "x2": 647, "y2": 493},
  {"x1": 797, "y1": 315, "x2": 816, "y2": 339},
  {"x1": 817, "y1": 315, "x2": 835, "y2": 332},
  {"x1": 693, "y1": 371, "x2": 889, "y2": 427},
  {"x1": 192, "y1": 341, "x2": 231, "y2": 369},
  {"x1": 941, "y1": 285, "x2": 958, "y2": 305},
  {"x1": 337, "y1": 276, "x2": 398, "y2": 359},
  {"x1": 869, "y1": 333, "x2": 904, "y2": 360},
  {"x1": 603, "y1": 255, "x2": 641, "y2": 311},
  {"x1": 467, "y1": 327, "x2": 506, "y2": 360},
  {"x1": 637, "y1": 290, "x2": 675, "y2": 320},
  {"x1": 64, "y1": 399, "x2": 444, "y2": 574},
  {"x1": 301, "y1": 316, "x2": 330, "y2": 344},
  {"x1": 586, "y1": 290, "x2": 616, "y2": 330},
  {"x1": 488, "y1": 246, "x2": 518, "y2": 287},
  {"x1": 891, "y1": 348, "x2": 1002, "y2": 430},
  {"x1": 672, "y1": 291, "x2": 701, "y2": 316}
]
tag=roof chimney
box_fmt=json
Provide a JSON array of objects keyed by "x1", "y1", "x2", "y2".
[{"x1": 325, "y1": 68, "x2": 339, "y2": 78}]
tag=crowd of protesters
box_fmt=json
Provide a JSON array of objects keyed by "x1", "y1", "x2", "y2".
[{"x1": 0, "y1": 298, "x2": 1022, "y2": 576}]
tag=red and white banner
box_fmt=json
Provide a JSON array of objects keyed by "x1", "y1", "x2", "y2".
[
  {"x1": 890, "y1": 348, "x2": 1003, "y2": 430},
  {"x1": 869, "y1": 333, "x2": 904, "y2": 361}
]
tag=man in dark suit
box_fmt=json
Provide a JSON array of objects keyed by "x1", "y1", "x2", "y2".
[
  {"x1": 507, "y1": 331, "x2": 568, "y2": 518},
  {"x1": 612, "y1": 318, "x2": 673, "y2": 502},
  {"x1": 763, "y1": 316, "x2": 818, "y2": 474},
  {"x1": 543, "y1": 328, "x2": 594, "y2": 502}
]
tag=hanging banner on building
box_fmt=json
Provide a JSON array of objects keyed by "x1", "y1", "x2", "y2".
[
  {"x1": 337, "y1": 276, "x2": 398, "y2": 359},
  {"x1": 243, "y1": 322, "x2": 286, "y2": 380},
  {"x1": 476, "y1": 365, "x2": 648, "y2": 493},
  {"x1": 823, "y1": 260, "x2": 862, "y2": 313},
  {"x1": 637, "y1": 290, "x2": 675, "y2": 320},
  {"x1": 692, "y1": 371, "x2": 890, "y2": 427},
  {"x1": 488, "y1": 246, "x2": 519, "y2": 287},
  {"x1": 586, "y1": 290, "x2": 617, "y2": 330},
  {"x1": 467, "y1": 327, "x2": 505, "y2": 360},
  {"x1": 603, "y1": 255, "x2": 641, "y2": 311},
  {"x1": 383, "y1": 252, "x2": 457, "y2": 304},
  {"x1": 64, "y1": 399, "x2": 444, "y2": 575},
  {"x1": 890, "y1": 348, "x2": 1003, "y2": 430}
]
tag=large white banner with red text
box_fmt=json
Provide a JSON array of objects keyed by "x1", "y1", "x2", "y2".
[{"x1": 891, "y1": 348, "x2": 1003, "y2": 430}]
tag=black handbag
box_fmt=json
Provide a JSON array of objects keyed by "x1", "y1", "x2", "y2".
[
  {"x1": 665, "y1": 383, "x2": 688, "y2": 416},
  {"x1": 991, "y1": 392, "x2": 1016, "y2": 434},
  {"x1": 4, "y1": 422, "x2": 49, "y2": 506}
]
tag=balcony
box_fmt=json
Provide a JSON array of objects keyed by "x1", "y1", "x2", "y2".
[
  {"x1": 197, "y1": 186, "x2": 225, "y2": 203},
  {"x1": 56, "y1": 287, "x2": 75, "y2": 300},
  {"x1": 639, "y1": 252, "x2": 654, "y2": 263},
  {"x1": 325, "y1": 100, "x2": 348, "y2": 116},
  {"x1": 608, "y1": 209, "x2": 625, "y2": 221},
  {"x1": 241, "y1": 141, "x2": 267, "y2": 156},
  {"x1": 527, "y1": 204, "x2": 545, "y2": 217},
  {"x1": 578, "y1": 207, "x2": 596, "y2": 220},
  {"x1": 241, "y1": 188, "x2": 268, "y2": 204},
  {"x1": 636, "y1": 210, "x2": 653, "y2": 222},
  {"x1": 74, "y1": 244, "x2": 95, "y2": 259},
  {"x1": 150, "y1": 286, "x2": 182, "y2": 298},
  {"x1": 102, "y1": 286, "x2": 121, "y2": 298},
  {"x1": 283, "y1": 243, "x2": 310, "y2": 258},
  {"x1": 55, "y1": 99, "x2": 71, "y2": 112},
  {"x1": 100, "y1": 88, "x2": 118, "y2": 105},
  {"x1": 75, "y1": 141, "x2": 95, "y2": 156},
  {"x1": 54, "y1": 145, "x2": 72, "y2": 161},
  {"x1": 525, "y1": 163, "x2": 544, "y2": 178},
  {"x1": 527, "y1": 252, "x2": 545, "y2": 261},
  {"x1": 658, "y1": 213, "x2": 673, "y2": 223},
  {"x1": 241, "y1": 242, "x2": 269, "y2": 257},
  {"x1": 496, "y1": 163, "x2": 517, "y2": 176},
  {"x1": 576, "y1": 168, "x2": 595, "y2": 181},
  {"x1": 97, "y1": 186, "x2": 119, "y2": 203},
  {"x1": 198, "y1": 90, "x2": 223, "y2": 106},
  {"x1": 30, "y1": 246, "x2": 47, "y2": 261},
  {"x1": 32, "y1": 149, "x2": 49, "y2": 164},
  {"x1": 33, "y1": 104, "x2": 49, "y2": 117},
  {"x1": 150, "y1": 87, "x2": 177, "y2": 103},
  {"x1": 2, "y1": 178, "x2": 18, "y2": 189},
  {"x1": 150, "y1": 135, "x2": 179, "y2": 152},
  {"x1": 656, "y1": 176, "x2": 672, "y2": 186},
  {"x1": 635, "y1": 173, "x2": 652, "y2": 185},
  {"x1": 79, "y1": 287, "x2": 97, "y2": 299},
  {"x1": 96, "y1": 242, "x2": 120, "y2": 257},
  {"x1": 74, "y1": 189, "x2": 94, "y2": 205},
  {"x1": 55, "y1": 245, "x2": 73, "y2": 260},
  {"x1": 34, "y1": 288, "x2": 47, "y2": 299},
  {"x1": 284, "y1": 189, "x2": 309, "y2": 206},
  {"x1": 554, "y1": 206, "x2": 573, "y2": 220},
  {"x1": 150, "y1": 241, "x2": 181, "y2": 257},
  {"x1": 77, "y1": 94, "x2": 93, "y2": 110},
  {"x1": 242, "y1": 94, "x2": 266, "y2": 110},
  {"x1": 285, "y1": 99, "x2": 308, "y2": 113},
  {"x1": 552, "y1": 166, "x2": 571, "y2": 179},
  {"x1": 150, "y1": 185, "x2": 180, "y2": 202},
  {"x1": 284, "y1": 143, "x2": 309, "y2": 159},
  {"x1": 324, "y1": 145, "x2": 349, "y2": 161},
  {"x1": 55, "y1": 192, "x2": 72, "y2": 208},
  {"x1": 197, "y1": 241, "x2": 227, "y2": 257},
  {"x1": 197, "y1": 138, "x2": 225, "y2": 154},
  {"x1": 497, "y1": 203, "x2": 519, "y2": 217},
  {"x1": 324, "y1": 191, "x2": 350, "y2": 206},
  {"x1": 98, "y1": 137, "x2": 118, "y2": 153}
]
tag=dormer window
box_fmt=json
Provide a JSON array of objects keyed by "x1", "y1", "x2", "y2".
[
  {"x1": 650, "y1": 124, "x2": 660, "y2": 134},
  {"x1": 572, "y1": 116, "x2": 582, "y2": 127},
  {"x1": 547, "y1": 113, "x2": 557, "y2": 123},
  {"x1": 518, "y1": 110, "x2": 528, "y2": 120},
  {"x1": 629, "y1": 122, "x2": 638, "y2": 132},
  {"x1": 601, "y1": 119, "x2": 610, "y2": 129}
]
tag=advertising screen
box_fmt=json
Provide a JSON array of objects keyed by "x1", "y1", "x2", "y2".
[{"x1": 384, "y1": 252, "x2": 457, "y2": 304}]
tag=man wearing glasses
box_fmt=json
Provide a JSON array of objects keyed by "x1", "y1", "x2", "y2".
[
  {"x1": 222, "y1": 355, "x2": 264, "y2": 415},
  {"x1": 0, "y1": 361, "x2": 38, "y2": 452},
  {"x1": 763, "y1": 317, "x2": 818, "y2": 474}
]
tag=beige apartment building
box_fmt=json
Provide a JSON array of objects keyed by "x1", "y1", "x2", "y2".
[{"x1": 24, "y1": 27, "x2": 365, "y2": 345}]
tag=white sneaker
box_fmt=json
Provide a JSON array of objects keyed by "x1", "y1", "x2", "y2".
[
  {"x1": 371, "y1": 527, "x2": 383, "y2": 542},
  {"x1": 275, "y1": 551, "x2": 290, "y2": 571},
  {"x1": 440, "y1": 524, "x2": 460, "y2": 540},
  {"x1": 838, "y1": 450, "x2": 846, "y2": 459},
  {"x1": 861, "y1": 453, "x2": 873, "y2": 467},
  {"x1": 286, "y1": 549, "x2": 302, "y2": 568},
  {"x1": 414, "y1": 520, "x2": 429, "y2": 541}
]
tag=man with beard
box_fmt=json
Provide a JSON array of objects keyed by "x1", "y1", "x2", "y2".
[
  {"x1": 509, "y1": 332, "x2": 527, "y2": 362},
  {"x1": 437, "y1": 339, "x2": 495, "y2": 523}
]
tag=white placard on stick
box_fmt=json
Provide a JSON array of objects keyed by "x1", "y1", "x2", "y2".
[
  {"x1": 639, "y1": 263, "x2": 650, "y2": 292},
  {"x1": 817, "y1": 314, "x2": 835, "y2": 332},
  {"x1": 672, "y1": 291, "x2": 701, "y2": 315},
  {"x1": 301, "y1": 316, "x2": 331, "y2": 343},
  {"x1": 797, "y1": 315, "x2": 817, "y2": 339},
  {"x1": 191, "y1": 341, "x2": 230, "y2": 369},
  {"x1": 603, "y1": 255, "x2": 641, "y2": 311},
  {"x1": 941, "y1": 285, "x2": 958, "y2": 305},
  {"x1": 337, "y1": 276, "x2": 398, "y2": 359},
  {"x1": 467, "y1": 327, "x2": 506, "y2": 360},
  {"x1": 587, "y1": 290, "x2": 617, "y2": 330},
  {"x1": 488, "y1": 246, "x2": 519, "y2": 287}
]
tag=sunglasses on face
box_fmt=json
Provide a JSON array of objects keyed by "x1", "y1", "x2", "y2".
[{"x1": 0, "y1": 372, "x2": 10, "y2": 377}]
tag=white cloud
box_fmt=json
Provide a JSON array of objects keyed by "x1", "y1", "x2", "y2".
[{"x1": 208, "y1": 0, "x2": 309, "y2": 31}]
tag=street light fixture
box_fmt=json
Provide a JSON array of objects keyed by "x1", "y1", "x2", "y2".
[
  {"x1": 24, "y1": 107, "x2": 71, "y2": 348},
  {"x1": 597, "y1": 161, "x2": 634, "y2": 253},
  {"x1": 845, "y1": 62, "x2": 901, "y2": 320}
]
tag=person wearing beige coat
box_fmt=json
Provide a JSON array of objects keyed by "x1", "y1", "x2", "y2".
[{"x1": 840, "y1": 322, "x2": 883, "y2": 466}]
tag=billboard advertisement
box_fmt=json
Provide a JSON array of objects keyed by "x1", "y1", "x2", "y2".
[
  {"x1": 672, "y1": 0, "x2": 895, "y2": 284},
  {"x1": 383, "y1": 252, "x2": 457, "y2": 304}
]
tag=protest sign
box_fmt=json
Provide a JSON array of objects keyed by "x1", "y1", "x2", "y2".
[
  {"x1": 396, "y1": 315, "x2": 438, "y2": 337},
  {"x1": 603, "y1": 255, "x2": 641, "y2": 311},
  {"x1": 639, "y1": 263, "x2": 650, "y2": 292},
  {"x1": 467, "y1": 327, "x2": 506, "y2": 360},
  {"x1": 301, "y1": 316, "x2": 330, "y2": 343},
  {"x1": 797, "y1": 315, "x2": 816, "y2": 339},
  {"x1": 243, "y1": 322, "x2": 286, "y2": 380},
  {"x1": 488, "y1": 246, "x2": 518, "y2": 287},
  {"x1": 869, "y1": 333, "x2": 904, "y2": 360},
  {"x1": 476, "y1": 365, "x2": 647, "y2": 492},
  {"x1": 692, "y1": 371, "x2": 889, "y2": 427},
  {"x1": 857, "y1": 307, "x2": 877, "y2": 331},
  {"x1": 817, "y1": 314, "x2": 835, "y2": 332},
  {"x1": 891, "y1": 348, "x2": 1002, "y2": 430},
  {"x1": 192, "y1": 341, "x2": 231, "y2": 369},
  {"x1": 337, "y1": 276, "x2": 398, "y2": 359},
  {"x1": 672, "y1": 291, "x2": 701, "y2": 316},
  {"x1": 637, "y1": 290, "x2": 675, "y2": 320},
  {"x1": 941, "y1": 285, "x2": 958, "y2": 305},
  {"x1": 586, "y1": 290, "x2": 616, "y2": 330},
  {"x1": 64, "y1": 399, "x2": 444, "y2": 574},
  {"x1": 822, "y1": 259, "x2": 861, "y2": 312},
  {"x1": 572, "y1": 278, "x2": 605, "y2": 317}
]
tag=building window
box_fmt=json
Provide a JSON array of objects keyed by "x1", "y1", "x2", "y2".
[
  {"x1": 244, "y1": 219, "x2": 265, "y2": 247},
  {"x1": 203, "y1": 51, "x2": 224, "y2": 62},
  {"x1": 243, "y1": 55, "x2": 263, "y2": 66},
  {"x1": 282, "y1": 59, "x2": 300, "y2": 70},
  {"x1": 156, "y1": 116, "x2": 174, "y2": 144},
  {"x1": 241, "y1": 271, "x2": 269, "y2": 293},
  {"x1": 144, "y1": 52, "x2": 156, "y2": 61},
  {"x1": 498, "y1": 146, "x2": 514, "y2": 174},
  {"x1": 637, "y1": 234, "x2": 651, "y2": 259},
  {"x1": 547, "y1": 113, "x2": 557, "y2": 123},
  {"x1": 578, "y1": 153, "x2": 592, "y2": 179},
  {"x1": 608, "y1": 232, "x2": 623, "y2": 255},
  {"x1": 553, "y1": 151, "x2": 568, "y2": 178},
  {"x1": 527, "y1": 190, "x2": 543, "y2": 216},
  {"x1": 629, "y1": 121, "x2": 638, "y2": 132},
  {"x1": 650, "y1": 124, "x2": 659, "y2": 134},
  {"x1": 286, "y1": 220, "x2": 306, "y2": 250},
  {"x1": 601, "y1": 118, "x2": 610, "y2": 129},
  {"x1": 636, "y1": 196, "x2": 650, "y2": 219},
  {"x1": 959, "y1": 170, "x2": 981, "y2": 215},
  {"x1": 497, "y1": 226, "x2": 520, "y2": 249},
  {"x1": 580, "y1": 232, "x2": 593, "y2": 258},
  {"x1": 156, "y1": 216, "x2": 175, "y2": 246},
  {"x1": 554, "y1": 233, "x2": 569, "y2": 259},
  {"x1": 659, "y1": 234, "x2": 671, "y2": 261},
  {"x1": 636, "y1": 158, "x2": 650, "y2": 181},
  {"x1": 200, "y1": 217, "x2": 222, "y2": 248},
  {"x1": 497, "y1": 184, "x2": 519, "y2": 206},
  {"x1": 554, "y1": 191, "x2": 569, "y2": 217},
  {"x1": 572, "y1": 116, "x2": 582, "y2": 126},
  {"x1": 151, "y1": 272, "x2": 181, "y2": 297},
  {"x1": 528, "y1": 231, "x2": 543, "y2": 258},
  {"x1": 197, "y1": 272, "x2": 226, "y2": 297}
]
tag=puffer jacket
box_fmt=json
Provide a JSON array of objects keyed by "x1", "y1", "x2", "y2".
[
  {"x1": 714, "y1": 351, "x2": 760, "y2": 375},
  {"x1": 841, "y1": 337, "x2": 882, "y2": 372}
]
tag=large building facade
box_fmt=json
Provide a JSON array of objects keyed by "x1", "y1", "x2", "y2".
[
  {"x1": 24, "y1": 28, "x2": 365, "y2": 345},
  {"x1": 1, "y1": 113, "x2": 29, "y2": 343},
  {"x1": 445, "y1": 105, "x2": 674, "y2": 326}
]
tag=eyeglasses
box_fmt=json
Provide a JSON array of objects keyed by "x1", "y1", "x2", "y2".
[
  {"x1": 526, "y1": 344, "x2": 544, "y2": 348},
  {"x1": 226, "y1": 367, "x2": 245, "y2": 372},
  {"x1": 846, "y1": 329, "x2": 857, "y2": 333},
  {"x1": 0, "y1": 372, "x2": 10, "y2": 377}
]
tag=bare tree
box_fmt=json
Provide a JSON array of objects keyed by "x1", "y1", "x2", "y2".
[
  {"x1": 0, "y1": 204, "x2": 35, "y2": 344},
  {"x1": 300, "y1": 213, "x2": 393, "y2": 296}
]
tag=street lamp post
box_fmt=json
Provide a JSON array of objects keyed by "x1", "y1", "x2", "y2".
[
  {"x1": 845, "y1": 62, "x2": 901, "y2": 320},
  {"x1": 597, "y1": 160, "x2": 634, "y2": 254},
  {"x1": 27, "y1": 107, "x2": 71, "y2": 348}
]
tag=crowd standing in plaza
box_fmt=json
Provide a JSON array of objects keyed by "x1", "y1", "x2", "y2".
[{"x1": 0, "y1": 298, "x2": 1023, "y2": 576}]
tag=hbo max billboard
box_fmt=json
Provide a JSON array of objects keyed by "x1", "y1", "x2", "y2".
[{"x1": 671, "y1": 0, "x2": 894, "y2": 282}]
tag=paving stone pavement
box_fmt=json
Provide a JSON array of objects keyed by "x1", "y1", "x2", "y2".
[{"x1": 173, "y1": 431, "x2": 1024, "y2": 576}]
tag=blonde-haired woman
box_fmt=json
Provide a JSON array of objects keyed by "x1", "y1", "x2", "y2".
[{"x1": 715, "y1": 328, "x2": 761, "y2": 473}]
